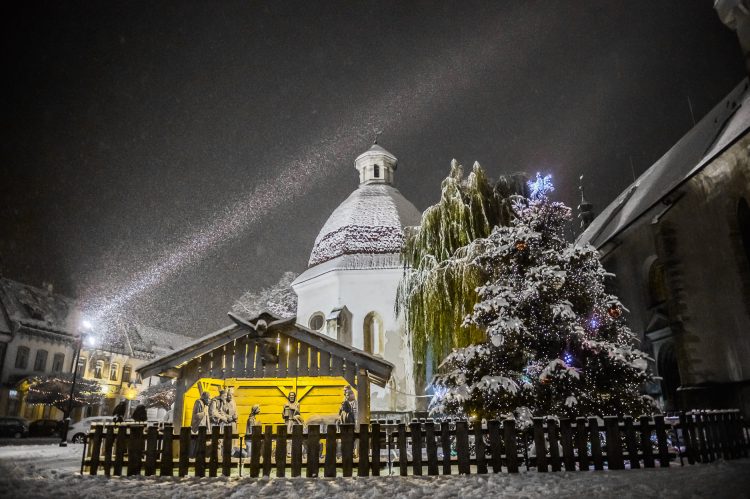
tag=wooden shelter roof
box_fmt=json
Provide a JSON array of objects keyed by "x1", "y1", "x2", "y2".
[{"x1": 136, "y1": 312, "x2": 394, "y2": 387}]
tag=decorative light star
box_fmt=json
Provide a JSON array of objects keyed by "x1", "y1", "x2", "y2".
[{"x1": 528, "y1": 172, "x2": 554, "y2": 199}]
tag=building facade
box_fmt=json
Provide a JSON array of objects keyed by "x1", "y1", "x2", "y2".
[
  {"x1": 292, "y1": 144, "x2": 422, "y2": 417},
  {"x1": 0, "y1": 277, "x2": 190, "y2": 421},
  {"x1": 577, "y1": 80, "x2": 750, "y2": 416}
]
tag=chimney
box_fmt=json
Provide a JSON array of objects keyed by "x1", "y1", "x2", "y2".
[{"x1": 716, "y1": 0, "x2": 750, "y2": 74}]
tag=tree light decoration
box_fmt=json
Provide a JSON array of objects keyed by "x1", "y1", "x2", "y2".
[
  {"x1": 140, "y1": 381, "x2": 176, "y2": 410},
  {"x1": 431, "y1": 181, "x2": 655, "y2": 421},
  {"x1": 24, "y1": 374, "x2": 103, "y2": 414}
]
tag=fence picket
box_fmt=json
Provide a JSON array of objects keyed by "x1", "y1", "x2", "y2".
[
  {"x1": 222, "y1": 426, "x2": 232, "y2": 477},
  {"x1": 575, "y1": 417, "x2": 589, "y2": 471},
  {"x1": 195, "y1": 427, "x2": 207, "y2": 477},
  {"x1": 588, "y1": 417, "x2": 604, "y2": 471},
  {"x1": 178, "y1": 428, "x2": 190, "y2": 477},
  {"x1": 208, "y1": 426, "x2": 220, "y2": 477},
  {"x1": 341, "y1": 424, "x2": 354, "y2": 477},
  {"x1": 559, "y1": 419, "x2": 576, "y2": 471},
  {"x1": 623, "y1": 416, "x2": 639, "y2": 469},
  {"x1": 103, "y1": 425, "x2": 115, "y2": 477},
  {"x1": 639, "y1": 416, "x2": 654, "y2": 468},
  {"x1": 397, "y1": 423, "x2": 408, "y2": 476},
  {"x1": 504, "y1": 419, "x2": 518, "y2": 473},
  {"x1": 276, "y1": 425, "x2": 287, "y2": 478},
  {"x1": 307, "y1": 424, "x2": 321, "y2": 478},
  {"x1": 533, "y1": 418, "x2": 548, "y2": 472},
  {"x1": 291, "y1": 424, "x2": 303, "y2": 477},
  {"x1": 410, "y1": 421, "x2": 422, "y2": 476},
  {"x1": 250, "y1": 425, "x2": 262, "y2": 477},
  {"x1": 262, "y1": 426, "x2": 273, "y2": 477},
  {"x1": 473, "y1": 421, "x2": 487, "y2": 474},
  {"x1": 604, "y1": 416, "x2": 623, "y2": 470},
  {"x1": 653, "y1": 416, "x2": 670, "y2": 467},
  {"x1": 161, "y1": 425, "x2": 174, "y2": 476},
  {"x1": 441, "y1": 421, "x2": 452, "y2": 475},
  {"x1": 145, "y1": 425, "x2": 159, "y2": 476},
  {"x1": 425, "y1": 421, "x2": 439, "y2": 476},
  {"x1": 358, "y1": 423, "x2": 370, "y2": 477},
  {"x1": 114, "y1": 425, "x2": 127, "y2": 476},
  {"x1": 455, "y1": 420, "x2": 470, "y2": 475},
  {"x1": 488, "y1": 420, "x2": 503, "y2": 473},
  {"x1": 127, "y1": 425, "x2": 144, "y2": 476},
  {"x1": 89, "y1": 425, "x2": 103, "y2": 475},
  {"x1": 324, "y1": 425, "x2": 337, "y2": 478},
  {"x1": 547, "y1": 418, "x2": 561, "y2": 472}
]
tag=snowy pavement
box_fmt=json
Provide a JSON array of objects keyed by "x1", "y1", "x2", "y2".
[{"x1": 1, "y1": 444, "x2": 749, "y2": 499}]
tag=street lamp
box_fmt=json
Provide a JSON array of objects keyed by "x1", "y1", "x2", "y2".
[{"x1": 59, "y1": 319, "x2": 95, "y2": 447}]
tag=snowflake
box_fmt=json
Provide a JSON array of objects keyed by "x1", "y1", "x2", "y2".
[{"x1": 528, "y1": 172, "x2": 554, "y2": 200}]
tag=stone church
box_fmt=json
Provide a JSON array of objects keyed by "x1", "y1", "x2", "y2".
[{"x1": 577, "y1": 2, "x2": 750, "y2": 417}]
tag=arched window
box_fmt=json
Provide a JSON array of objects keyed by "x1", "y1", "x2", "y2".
[
  {"x1": 363, "y1": 312, "x2": 384, "y2": 355},
  {"x1": 326, "y1": 307, "x2": 352, "y2": 344},
  {"x1": 739, "y1": 198, "x2": 750, "y2": 266},
  {"x1": 647, "y1": 259, "x2": 669, "y2": 307},
  {"x1": 374, "y1": 164, "x2": 380, "y2": 178},
  {"x1": 308, "y1": 312, "x2": 325, "y2": 331},
  {"x1": 15, "y1": 347, "x2": 29, "y2": 369}
]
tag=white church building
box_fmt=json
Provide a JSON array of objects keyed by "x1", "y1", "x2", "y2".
[{"x1": 292, "y1": 143, "x2": 422, "y2": 416}]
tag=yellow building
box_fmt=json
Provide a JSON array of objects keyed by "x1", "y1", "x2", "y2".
[{"x1": 137, "y1": 312, "x2": 393, "y2": 430}]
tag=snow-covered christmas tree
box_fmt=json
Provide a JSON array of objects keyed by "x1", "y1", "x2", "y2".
[
  {"x1": 431, "y1": 174, "x2": 655, "y2": 421},
  {"x1": 232, "y1": 271, "x2": 298, "y2": 320}
]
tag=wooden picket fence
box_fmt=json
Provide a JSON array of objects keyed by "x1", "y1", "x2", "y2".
[{"x1": 81, "y1": 409, "x2": 749, "y2": 478}]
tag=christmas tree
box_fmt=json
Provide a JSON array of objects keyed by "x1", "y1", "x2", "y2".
[
  {"x1": 431, "y1": 174, "x2": 655, "y2": 422},
  {"x1": 24, "y1": 373, "x2": 102, "y2": 415}
]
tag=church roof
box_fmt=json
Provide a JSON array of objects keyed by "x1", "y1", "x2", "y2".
[
  {"x1": 578, "y1": 78, "x2": 750, "y2": 248},
  {"x1": 307, "y1": 184, "x2": 421, "y2": 267}
]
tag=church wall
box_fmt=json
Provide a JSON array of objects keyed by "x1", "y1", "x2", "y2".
[
  {"x1": 597, "y1": 134, "x2": 750, "y2": 416},
  {"x1": 294, "y1": 265, "x2": 416, "y2": 413}
]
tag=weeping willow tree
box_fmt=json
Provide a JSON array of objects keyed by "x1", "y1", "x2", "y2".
[{"x1": 397, "y1": 160, "x2": 527, "y2": 384}]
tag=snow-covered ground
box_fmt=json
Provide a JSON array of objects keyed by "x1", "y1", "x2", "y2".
[{"x1": 1, "y1": 443, "x2": 749, "y2": 499}]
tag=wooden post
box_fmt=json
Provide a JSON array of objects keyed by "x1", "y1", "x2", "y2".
[
  {"x1": 250, "y1": 425, "x2": 262, "y2": 478},
  {"x1": 103, "y1": 425, "x2": 115, "y2": 477},
  {"x1": 306, "y1": 424, "x2": 320, "y2": 478},
  {"x1": 397, "y1": 423, "x2": 408, "y2": 476},
  {"x1": 487, "y1": 420, "x2": 503, "y2": 473},
  {"x1": 588, "y1": 417, "x2": 604, "y2": 471},
  {"x1": 559, "y1": 419, "x2": 576, "y2": 472},
  {"x1": 503, "y1": 419, "x2": 519, "y2": 473},
  {"x1": 473, "y1": 421, "x2": 487, "y2": 474},
  {"x1": 410, "y1": 421, "x2": 422, "y2": 476},
  {"x1": 455, "y1": 420, "x2": 470, "y2": 475},
  {"x1": 718, "y1": 412, "x2": 730, "y2": 460},
  {"x1": 127, "y1": 425, "x2": 145, "y2": 476},
  {"x1": 276, "y1": 424, "x2": 287, "y2": 478},
  {"x1": 160, "y1": 425, "x2": 174, "y2": 476},
  {"x1": 357, "y1": 368, "x2": 370, "y2": 425},
  {"x1": 425, "y1": 421, "x2": 439, "y2": 476},
  {"x1": 370, "y1": 422, "x2": 381, "y2": 476},
  {"x1": 653, "y1": 415, "x2": 670, "y2": 467},
  {"x1": 575, "y1": 417, "x2": 589, "y2": 471},
  {"x1": 532, "y1": 418, "x2": 547, "y2": 472},
  {"x1": 341, "y1": 424, "x2": 354, "y2": 477},
  {"x1": 324, "y1": 425, "x2": 337, "y2": 477},
  {"x1": 547, "y1": 418, "x2": 561, "y2": 472},
  {"x1": 679, "y1": 413, "x2": 694, "y2": 465},
  {"x1": 291, "y1": 424, "x2": 303, "y2": 477},
  {"x1": 262, "y1": 426, "x2": 273, "y2": 478},
  {"x1": 209, "y1": 426, "x2": 220, "y2": 477},
  {"x1": 145, "y1": 425, "x2": 159, "y2": 476},
  {"x1": 696, "y1": 412, "x2": 710, "y2": 463},
  {"x1": 639, "y1": 416, "x2": 654, "y2": 468},
  {"x1": 178, "y1": 427, "x2": 190, "y2": 477},
  {"x1": 358, "y1": 423, "x2": 370, "y2": 477},
  {"x1": 440, "y1": 421, "x2": 452, "y2": 475},
  {"x1": 89, "y1": 425, "x2": 103, "y2": 476},
  {"x1": 222, "y1": 425, "x2": 232, "y2": 477},
  {"x1": 195, "y1": 426, "x2": 207, "y2": 477},
  {"x1": 603, "y1": 416, "x2": 623, "y2": 470},
  {"x1": 623, "y1": 416, "x2": 640, "y2": 469},
  {"x1": 114, "y1": 425, "x2": 127, "y2": 476}
]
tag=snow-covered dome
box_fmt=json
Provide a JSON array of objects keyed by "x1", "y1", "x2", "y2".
[{"x1": 308, "y1": 145, "x2": 421, "y2": 267}]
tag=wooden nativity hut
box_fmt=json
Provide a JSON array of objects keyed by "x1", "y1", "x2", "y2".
[{"x1": 136, "y1": 312, "x2": 393, "y2": 432}]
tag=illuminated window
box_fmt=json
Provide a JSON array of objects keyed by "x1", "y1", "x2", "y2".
[
  {"x1": 33, "y1": 349, "x2": 48, "y2": 372},
  {"x1": 77, "y1": 357, "x2": 86, "y2": 377},
  {"x1": 94, "y1": 360, "x2": 104, "y2": 379},
  {"x1": 15, "y1": 347, "x2": 29, "y2": 369},
  {"x1": 122, "y1": 365, "x2": 131, "y2": 383},
  {"x1": 51, "y1": 353, "x2": 65, "y2": 373},
  {"x1": 109, "y1": 363, "x2": 119, "y2": 381}
]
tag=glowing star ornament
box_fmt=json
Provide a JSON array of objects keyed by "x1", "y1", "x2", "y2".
[{"x1": 528, "y1": 172, "x2": 554, "y2": 200}]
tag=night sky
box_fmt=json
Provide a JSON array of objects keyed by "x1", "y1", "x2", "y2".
[{"x1": 1, "y1": 1, "x2": 745, "y2": 337}]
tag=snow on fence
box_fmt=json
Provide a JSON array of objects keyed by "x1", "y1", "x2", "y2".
[{"x1": 80, "y1": 410, "x2": 749, "y2": 478}]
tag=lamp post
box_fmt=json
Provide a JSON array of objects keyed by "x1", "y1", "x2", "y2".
[{"x1": 59, "y1": 320, "x2": 95, "y2": 447}]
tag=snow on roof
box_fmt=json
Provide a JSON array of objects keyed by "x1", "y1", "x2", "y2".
[
  {"x1": 0, "y1": 278, "x2": 76, "y2": 336},
  {"x1": 308, "y1": 184, "x2": 421, "y2": 267},
  {"x1": 293, "y1": 253, "x2": 403, "y2": 286},
  {"x1": 578, "y1": 78, "x2": 750, "y2": 249}
]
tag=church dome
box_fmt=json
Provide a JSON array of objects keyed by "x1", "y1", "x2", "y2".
[{"x1": 308, "y1": 145, "x2": 421, "y2": 267}]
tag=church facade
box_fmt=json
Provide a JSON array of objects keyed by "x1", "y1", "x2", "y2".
[{"x1": 292, "y1": 144, "x2": 421, "y2": 417}]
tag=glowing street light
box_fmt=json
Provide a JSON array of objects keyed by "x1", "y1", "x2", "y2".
[{"x1": 59, "y1": 318, "x2": 97, "y2": 447}]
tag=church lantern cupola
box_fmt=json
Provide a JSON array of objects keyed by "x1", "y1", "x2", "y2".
[{"x1": 355, "y1": 142, "x2": 398, "y2": 185}]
